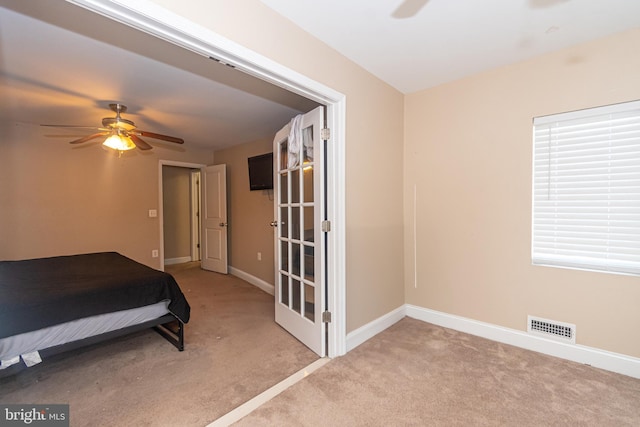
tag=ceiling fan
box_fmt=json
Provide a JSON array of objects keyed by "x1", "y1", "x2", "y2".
[
  {"x1": 392, "y1": 0, "x2": 430, "y2": 18},
  {"x1": 42, "y1": 103, "x2": 184, "y2": 151}
]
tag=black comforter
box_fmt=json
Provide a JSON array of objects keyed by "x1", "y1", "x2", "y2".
[{"x1": 0, "y1": 252, "x2": 190, "y2": 339}]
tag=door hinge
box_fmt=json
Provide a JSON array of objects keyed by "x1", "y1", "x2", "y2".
[
  {"x1": 322, "y1": 311, "x2": 332, "y2": 323},
  {"x1": 321, "y1": 128, "x2": 330, "y2": 141},
  {"x1": 321, "y1": 220, "x2": 331, "y2": 233}
]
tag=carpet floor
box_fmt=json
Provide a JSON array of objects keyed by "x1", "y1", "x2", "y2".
[
  {"x1": 235, "y1": 317, "x2": 640, "y2": 426},
  {"x1": 0, "y1": 262, "x2": 318, "y2": 426}
]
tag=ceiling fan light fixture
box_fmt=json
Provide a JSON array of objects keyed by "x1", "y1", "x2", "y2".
[
  {"x1": 103, "y1": 133, "x2": 136, "y2": 151},
  {"x1": 42, "y1": 103, "x2": 183, "y2": 151}
]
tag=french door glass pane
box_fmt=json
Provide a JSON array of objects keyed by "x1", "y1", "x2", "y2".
[
  {"x1": 303, "y1": 207, "x2": 314, "y2": 242},
  {"x1": 279, "y1": 140, "x2": 288, "y2": 171},
  {"x1": 304, "y1": 245, "x2": 314, "y2": 281},
  {"x1": 281, "y1": 241, "x2": 288, "y2": 271},
  {"x1": 281, "y1": 274, "x2": 289, "y2": 306},
  {"x1": 279, "y1": 173, "x2": 288, "y2": 204},
  {"x1": 291, "y1": 169, "x2": 300, "y2": 203},
  {"x1": 304, "y1": 283, "x2": 315, "y2": 322},
  {"x1": 292, "y1": 206, "x2": 300, "y2": 240},
  {"x1": 280, "y1": 207, "x2": 288, "y2": 238},
  {"x1": 292, "y1": 243, "x2": 301, "y2": 277},
  {"x1": 302, "y1": 126, "x2": 313, "y2": 164},
  {"x1": 292, "y1": 279, "x2": 301, "y2": 314},
  {"x1": 303, "y1": 166, "x2": 314, "y2": 203}
]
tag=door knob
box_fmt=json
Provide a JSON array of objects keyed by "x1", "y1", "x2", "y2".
[
  {"x1": 219, "y1": 222, "x2": 227, "y2": 227},
  {"x1": 270, "y1": 221, "x2": 279, "y2": 227}
]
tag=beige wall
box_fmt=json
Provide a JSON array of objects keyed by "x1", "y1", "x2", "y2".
[
  {"x1": 150, "y1": 0, "x2": 406, "y2": 333},
  {"x1": 162, "y1": 165, "x2": 193, "y2": 261},
  {"x1": 0, "y1": 122, "x2": 212, "y2": 269},
  {"x1": 214, "y1": 138, "x2": 275, "y2": 284},
  {"x1": 0, "y1": 1, "x2": 636, "y2": 359},
  {"x1": 404, "y1": 29, "x2": 640, "y2": 358}
]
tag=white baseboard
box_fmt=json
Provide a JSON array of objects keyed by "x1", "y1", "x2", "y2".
[
  {"x1": 345, "y1": 304, "x2": 640, "y2": 379},
  {"x1": 229, "y1": 266, "x2": 275, "y2": 296},
  {"x1": 405, "y1": 304, "x2": 640, "y2": 379},
  {"x1": 346, "y1": 305, "x2": 405, "y2": 352},
  {"x1": 164, "y1": 256, "x2": 192, "y2": 265}
]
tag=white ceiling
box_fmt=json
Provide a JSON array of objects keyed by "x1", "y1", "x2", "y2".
[
  {"x1": 0, "y1": 0, "x2": 320, "y2": 151},
  {"x1": 2, "y1": 1, "x2": 638, "y2": 153},
  {"x1": 261, "y1": 0, "x2": 640, "y2": 94}
]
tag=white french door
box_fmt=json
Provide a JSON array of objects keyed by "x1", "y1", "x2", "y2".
[
  {"x1": 201, "y1": 164, "x2": 228, "y2": 274},
  {"x1": 273, "y1": 106, "x2": 326, "y2": 356}
]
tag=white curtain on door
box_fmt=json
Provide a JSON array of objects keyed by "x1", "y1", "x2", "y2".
[{"x1": 287, "y1": 114, "x2": 314, "y2": 168}]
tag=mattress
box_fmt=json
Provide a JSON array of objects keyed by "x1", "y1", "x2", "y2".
[
  {"x1": 0, "y1": 252, "x2": 190, "y2": 339},
  {"x1": 0, "y1": 301, "x2": 170, "y2": 370}
]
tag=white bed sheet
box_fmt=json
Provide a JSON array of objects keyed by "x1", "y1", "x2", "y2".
[{"x1": 0, "y1": 300, "x2": 170, "y2": 368}]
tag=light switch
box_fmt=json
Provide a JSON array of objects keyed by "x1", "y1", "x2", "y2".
[{"x1": 148, "y1": 209, "x2": 157, "y2": 218}]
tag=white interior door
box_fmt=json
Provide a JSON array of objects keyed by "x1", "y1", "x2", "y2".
[
  {"x1": 274, "y1": 106, "x2": 326, "y2": 356},
  {"x1": 201, "y1": 164, "x2": 228, "y2": 274}
]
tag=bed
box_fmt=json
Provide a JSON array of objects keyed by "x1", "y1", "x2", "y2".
[{"x1": 0, "y1": 252, "x2": 190, "y2": 375}]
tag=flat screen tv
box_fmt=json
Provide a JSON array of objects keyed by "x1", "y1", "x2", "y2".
[{"x1": 248, "y1": 152, "x2": 273, "y2": 191}]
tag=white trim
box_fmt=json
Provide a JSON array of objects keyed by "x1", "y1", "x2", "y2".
[
  {"x1": 325, "y1": 96, "x2": 347, "y2": 357},
  {"x1": 229, "y1": 266, "x2": 275, "y2": 296},
  {"x1": 66, "y1": 0, "x2": 344, "y2": 103},
  {"x1": 159, "y1": 160, "x2": 208, "y2": 169},
  {"x1": 207, "y1": 357, "x2": 330, "y2": 427},
  {"x1": 345, "y1": 304, "x2": 640, "y2": 379},
  {"x1": 190, "y1": 170, "x2": 201, "y2": 262},
  {"x1": 345, "y1": 305, "x2": 405, "y2": 352},
  {"x1": 533, "y1": 99, "x2": 640, "y2": 125},
  {"x1": 406, "y1": 304, "x2": 640, "y2": 379},
  {"x1": 70, "y1": 0, "x2": 348, "y2": 357},
  {"x1": 164, "y1": 256, "x2": 192, "y2": 266}
]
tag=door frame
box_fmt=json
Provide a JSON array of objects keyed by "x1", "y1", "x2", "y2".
[
  {"x1": 76, "y1": 0, "x2": 347, "y2": 358},
  {"x1": 190, "y1": 170, "x2": 201, "y2": 262},
  {"x1": 158, "y1": 160, "x2": 207, "y2": 272}
]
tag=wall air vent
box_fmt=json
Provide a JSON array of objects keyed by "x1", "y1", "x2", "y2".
[{"x1": 527, "y1": 315, "x2": 576, "y2": 344}]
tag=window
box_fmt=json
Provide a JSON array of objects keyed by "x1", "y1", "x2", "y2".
[{"x1": 532, "y1": 100, "x2": 640, "y2": 276}]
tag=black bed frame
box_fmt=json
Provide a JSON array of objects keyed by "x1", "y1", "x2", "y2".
[{"x1": 0, "y1": 314, "x2": 183, "y2": 378}]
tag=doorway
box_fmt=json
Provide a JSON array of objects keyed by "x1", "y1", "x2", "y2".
[
  {"x1": 85, "y1": 0, "x2": 347, "y2": 357},
  {"x1": 159, "y1": 160, "x2": 206, "y2": 272},
  {"x1": 162, "y1": 165, "x2": 201, "y2": 266}
]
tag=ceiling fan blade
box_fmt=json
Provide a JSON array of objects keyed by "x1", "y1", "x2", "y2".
[
  {"x1": 69, "y1": 132, "x2": 109, "y2": 145},
  {"x1": 41, "y1": 124, "x2": 101, "y2": 130},
  {"x1": 392, "y1": 0, "x2": 429, "y2": 18},
  {"x1": 129, "y1": 134, "x2": 153, "y2": 151},
  {"x1": 42, "y1": 105, "x2": 185, "y2": 150},
  {"x1": 137, "y1": 130, "x2": 184, "y2": 144}
]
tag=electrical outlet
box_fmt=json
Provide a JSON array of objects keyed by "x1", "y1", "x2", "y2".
[
  {"x1": 152, "y1": 250, "x2": 159, "y2": 258},
  {"x1": 257, "y1": 252, "x2": 262, "y2": 261}
]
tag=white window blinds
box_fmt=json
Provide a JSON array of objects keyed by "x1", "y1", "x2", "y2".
[{"x1": 532, "y1": 100, "x2": 640, "y2": 276}]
